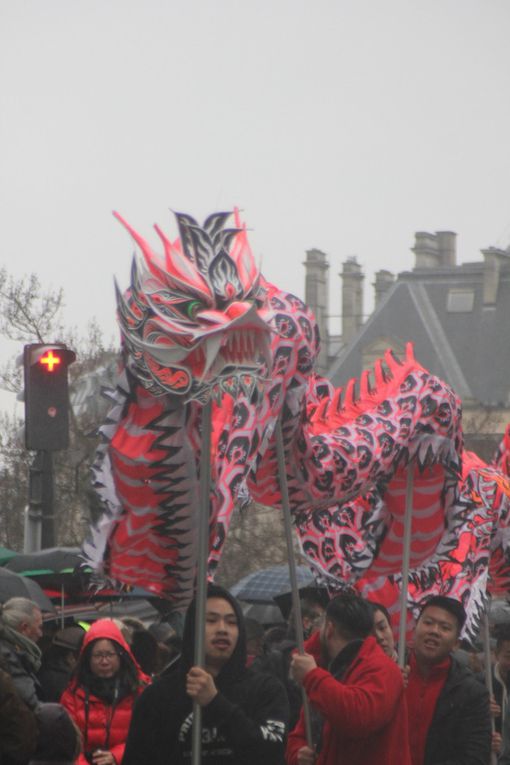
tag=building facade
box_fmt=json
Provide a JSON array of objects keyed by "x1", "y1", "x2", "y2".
[{"x1": 304, "y1": 231, "x2": 510, "y2": 459}]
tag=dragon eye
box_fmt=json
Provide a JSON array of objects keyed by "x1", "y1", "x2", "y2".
[{"x1": 185, "y1": 300, "x2": 202, "y2": 319}]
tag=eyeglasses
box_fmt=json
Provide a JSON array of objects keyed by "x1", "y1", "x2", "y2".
[{"x1": 91, "y1": 651, "x2": 119, "y2": 661}]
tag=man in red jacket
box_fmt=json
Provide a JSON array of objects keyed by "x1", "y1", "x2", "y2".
[
  {"x1": 406, "y1": 596, "x2": 491, "y2": 765},
  {"x1": 286, "y1": 593, "x2": 411, "y2": 765}
]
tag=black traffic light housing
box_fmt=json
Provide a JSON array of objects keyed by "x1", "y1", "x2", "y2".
[{"x1": 23, "y1": 343, "x2": 76, "y2": 451}]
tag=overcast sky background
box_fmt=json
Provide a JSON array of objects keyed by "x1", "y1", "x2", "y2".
[{"x1": 1, "y1": 0, "x2": 510, "y2": 412}]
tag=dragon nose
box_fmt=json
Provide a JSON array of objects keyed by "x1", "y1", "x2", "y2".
[{"x1": 223, "y1": 301, "x2": 254, "y2": 320}]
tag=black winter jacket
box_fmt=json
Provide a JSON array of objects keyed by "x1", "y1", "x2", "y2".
[
  {"x1": 0, "y1": 665, "x2": 38, "y2": 765},
  {"x1": 423, "y1": 657, "x2": 491, "y2": 765},
  {"x1": 122, "y1": 585, "x2": 289, "y2": 765}
]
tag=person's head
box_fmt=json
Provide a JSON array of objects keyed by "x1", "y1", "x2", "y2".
[
  {"x1": 414, "y1": 596, "x2": 466, "y2": 667},
  {"x1": 148, "y1": 621, "x2": 175, "y2": 645},
  {"x1": 495, "y1": 626, "x2": 510, "y2": 678},
  {"x1": 301, "y1": 599, "x2": 326, "y2": 639},
  {"x1": 46, "y1": 626, "x2": 85, "y2": 670},
  {"x1": 370, "y1": 602, "x2": 396, "y2": 658},
  {"x1": 1, "y1": 597, "x2": 43, "y2": 643},
  {"x1": 263, "y1": 625, "x2": 287, "y2": 651},
  {"x1": 33, "y1": 703, "x2": 81, "y2": 763},
  {"x1": 75, "y1": 618, "x2": 143, "y2": 692},
  {"x1": 88, "y1": 638, "x2": 121, "y2": 679},
  {"x1": 182, "y1": 585, "x2": 245, "y2": 678},
  {"x1": 321, "y1": 593, "x2": 373, "y2": 661},
  {"x1": 119, "y1": 616, "x2": 146, "y2": 645},
  {"x1": 203, "y1": 596, "x2": 239, "y2": 675},
  {"x1": 285, "y1": 595, "x2": 326, "y2": 641}
]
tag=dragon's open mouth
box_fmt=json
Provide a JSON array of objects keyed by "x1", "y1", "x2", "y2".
[{"x1": 201, "y1": 330, "x2": 272, "y2": 382}]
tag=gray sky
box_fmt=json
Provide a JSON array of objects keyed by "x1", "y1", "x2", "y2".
[{"x1": 2, "y1": 0, "x2": 510, "y2": 376}]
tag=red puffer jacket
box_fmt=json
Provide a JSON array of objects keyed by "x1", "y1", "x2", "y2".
[{"x1": 60, "y1": 619, "x2": 150, "y2": 765}]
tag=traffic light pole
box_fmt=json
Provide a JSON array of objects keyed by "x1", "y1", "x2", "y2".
[
  {"x1": 21, "y1": 342, "x2": 75, "y2": 552},
  {"x1": 24, "y1": 450, "x2": 55, "y2": 553}
]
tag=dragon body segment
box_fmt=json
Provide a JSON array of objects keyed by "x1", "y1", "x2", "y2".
[{"x1": 84, "y1": 209, "x2": 506, "y2": 635}]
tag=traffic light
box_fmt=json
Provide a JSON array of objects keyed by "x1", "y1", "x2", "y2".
[{"x1": 23, "y1": 343, "x2": 76, "y2": 451}]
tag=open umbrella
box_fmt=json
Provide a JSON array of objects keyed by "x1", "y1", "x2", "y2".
[
  {"x1": 5, "y1": 547, "x2": 90, "y2": 593},
  {"x1": 230, "y1": 565, "x2": 315, "y2": 603},
  {"x1": 241, "y1": 602, "x2": 285, "y2": 626},
  {"x1": 0, "y1": 568, "x2": 55, "y2": 611},
  {"x1": 0, "y1": 546, "x2": 18, "y2": 566}
]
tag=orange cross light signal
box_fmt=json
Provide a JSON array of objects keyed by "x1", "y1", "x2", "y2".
[{"x1": 39, "y1": 350, "x2": 62, "y2": 372}]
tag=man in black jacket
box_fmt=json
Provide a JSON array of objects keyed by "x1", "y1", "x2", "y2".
[
  {"x1": 0, "y1": 598, "x2": 43, "y2": 711},
  {"x1": 406, "y1": 595, "x2": 491, "y2": 765},
  {"x1": 123, "y1": 584, "x2": 289, "y2": 765}
]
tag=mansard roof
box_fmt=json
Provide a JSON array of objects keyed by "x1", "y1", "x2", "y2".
[{"x1": 328, "y1": 256, "x2": 510, "y2": 407}]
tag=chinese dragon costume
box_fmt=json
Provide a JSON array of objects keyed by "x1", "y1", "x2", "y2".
[{"x1": 83, "y1": 209, "x2": 510, "y2": 638}]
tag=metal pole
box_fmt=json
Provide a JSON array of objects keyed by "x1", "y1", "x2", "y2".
[
  {"x1": 482, "y1": 608, "x2": 497, "y2": 765},
  {"x1": 25, "y1": 451, "x2": 55, "y2": 552},
  {"x1": 398, "y1": 466, "x2": 414, "y2": 669},
  {"x1": 25, "y1": 453, "x2": 43, "y2": 552},
  {"x1": 191, "y1": 398, "x2": 213, "y2": 765},
  {"x1": 275, "y1": 420, "x2": 313, "y2": 747},
  {"x1": 40, "y1": 451, "x2": 55, "y2": 549}
]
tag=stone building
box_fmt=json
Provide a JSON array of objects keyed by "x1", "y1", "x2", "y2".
[{"x1": 304, "y1": 231, "x2": 510, "y2": 459}]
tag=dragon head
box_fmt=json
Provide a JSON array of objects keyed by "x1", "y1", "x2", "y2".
[{"x1": 114, "y1": 209, "x2": 272, "y2": 401}]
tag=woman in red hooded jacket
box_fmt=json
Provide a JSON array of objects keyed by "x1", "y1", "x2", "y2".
[{"x1": 60, "y1": 619, "x2": 149, "y2": 765}]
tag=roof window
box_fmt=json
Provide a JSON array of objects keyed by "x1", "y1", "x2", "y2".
[{"x1": 447, "y1": 289, "x2": 474, "y2": 313}]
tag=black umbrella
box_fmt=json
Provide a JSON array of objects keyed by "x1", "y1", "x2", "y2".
[
  {"x1": 230, "y1": 565, "x2": 315, "y2": 603},
  {"x1": 0, "y1": 568, "x2": 55, "y2": 612},
  {"x1": 241, "y1": 602, "x2": 285, "y2": 626},
  {"x1": 6, "y1": 547, "x2": 90, "y2": 594}
]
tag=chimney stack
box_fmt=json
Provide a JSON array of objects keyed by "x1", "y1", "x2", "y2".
[
  {"x1": 341, "y1": 257, "x2": 364, "y2": 345},
  {"x1": 481, "y1": 246, "x2": 509, "y2": 306},
  {"x1": 436, "y1": 231, "x2": 457, "y2": 267},
  {"x1": 412, "y1": 231, "x2": 457, "y2": 269},
  {"x1": 373, "y1": 270, "x2": 395, "y2": 307},
  {"x1": 303, "y1": 248, "x2": 329, "y2": 372},
  {"x1": 412, "y1": 232, "x2": 439, "y2": 268}
]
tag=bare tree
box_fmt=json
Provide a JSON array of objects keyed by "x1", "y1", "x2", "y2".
[
  {"x1": 215, "y1": 503, "x2": 293, "y2": 589},
  {"x1": 0, "y1": 269, "x2": 118, "y2": 550}
]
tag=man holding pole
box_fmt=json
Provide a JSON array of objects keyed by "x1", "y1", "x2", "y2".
[
  {"x1": 286, "y1": 592, "x2": 411, "y2": 765},
  {"x1": 123, "y1": 584, "x2": 289, "y2": 765}
]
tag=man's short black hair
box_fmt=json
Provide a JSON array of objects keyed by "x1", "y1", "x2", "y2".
[
  {"x1": 326, "y1": 593, "x2": 374, "y2": 641},
  {"x1": 418, "y1": 596, "x2": 466, "y2": 634}
]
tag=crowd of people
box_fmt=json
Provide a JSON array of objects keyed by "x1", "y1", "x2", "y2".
[{"x1": 0, "y1": 588, "x2": 508, "y2": 764}]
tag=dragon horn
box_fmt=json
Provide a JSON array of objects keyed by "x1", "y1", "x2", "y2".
[
  {"x1": 344, "y1": 378, "x2": 357, "y2": 409},
  {"x1": 384, "y1": 348, "x2": 401, "y2": 374},
  {"x1": 373, "y1": 358, "x2": 386, "y2": 390},
  {"x1": 332, "y1": 387, "x2": 343, "y2": 414},
  {"x1": 359, "y1": 369, "x2": 372, "y2": 399},
  {"x1": 113, "y1": 211, "x2": 169, "y2": 284},
  {"x1": 315, "y1": 398, "x2": 329, "y2": 421}
]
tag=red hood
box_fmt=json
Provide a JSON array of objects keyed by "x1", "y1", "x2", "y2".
[{"x1": 79, "y1": 618, "x2": 148, "y2": 682}]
